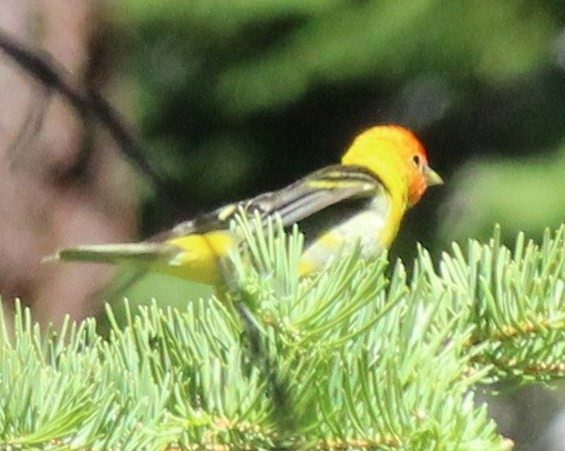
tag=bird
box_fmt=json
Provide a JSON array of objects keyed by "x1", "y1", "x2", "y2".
[{"x1": 46, "y1": 125, "x2": 443, "y2": 288}]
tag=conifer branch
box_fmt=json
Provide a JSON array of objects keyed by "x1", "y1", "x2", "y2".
[{"x1": 0, "y1": 221, "x2": 563, "y2": 448}]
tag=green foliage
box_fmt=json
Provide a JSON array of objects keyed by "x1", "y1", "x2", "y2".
[
  {"x1": 438, "y1": 147, "x2": 565, "y2": 244},
  {"x1": 1, "y1": 218, "x2": 564, "y2": 448},
  {"x1": 118, "y1": 0, "x2": 555, "y2": 116}
]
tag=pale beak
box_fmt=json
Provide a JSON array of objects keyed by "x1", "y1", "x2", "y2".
[{"x1": 423, "y1": 166, "x2": 444, "y2": 186}]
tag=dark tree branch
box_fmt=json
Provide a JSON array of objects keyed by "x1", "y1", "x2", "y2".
[{"x1": 0, "y1": 28, "x2": 188, "y2": 211}]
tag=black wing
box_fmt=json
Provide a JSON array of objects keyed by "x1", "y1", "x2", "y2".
[{"x1": 150, "y1": 165, "x2": 381, "y2": 242}]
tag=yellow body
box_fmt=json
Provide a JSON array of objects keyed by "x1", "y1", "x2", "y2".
[
  {"x1": 50, "y1": 125, "x2": 442, "y2": 287},
  {"x1": 298, "y1": 194, "x2": 392, "y2": 275},
  {"x1": 166, "y1": 231, "x2": 235, "y2": 285}
]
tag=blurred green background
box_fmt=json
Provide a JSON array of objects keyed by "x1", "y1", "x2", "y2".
[
  {"x1": 100, "y1": 3, "x2": 565, "y2": 448},
  {"x1": 107, "y1": 0, "x2": 565, "y2": 311},
  {"x1": 107, "y1": 0, "x2": 564, "y2": 254}
]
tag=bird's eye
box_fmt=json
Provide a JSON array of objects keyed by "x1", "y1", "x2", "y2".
[{"x1": 412, "y1": 155, "x2": 421, "y2": 167}]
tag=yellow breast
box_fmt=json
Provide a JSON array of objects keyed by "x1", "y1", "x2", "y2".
[{"x1": 299, "y1": 192, "x2": 396, "y2": 275}]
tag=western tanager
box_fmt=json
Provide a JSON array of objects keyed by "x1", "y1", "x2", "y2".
[{"x1": 47, "y1": 125, "x2": 443, "y2": 286}]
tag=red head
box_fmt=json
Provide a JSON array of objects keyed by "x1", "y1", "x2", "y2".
[{"x1": 341, "y1": 125, "x2": 443, "y2": 207}]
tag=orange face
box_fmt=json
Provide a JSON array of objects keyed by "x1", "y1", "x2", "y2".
[
  {"x1": 341, "y1": 125, "x2": 443, "y2": 207},
  {"x1": 390, "y1": 127, "x2": 444, "y2": 206}
]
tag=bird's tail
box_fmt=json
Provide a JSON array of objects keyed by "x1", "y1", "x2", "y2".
[{"x1": 43, "y1": 243, "x2": 176, "y2": 265}]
